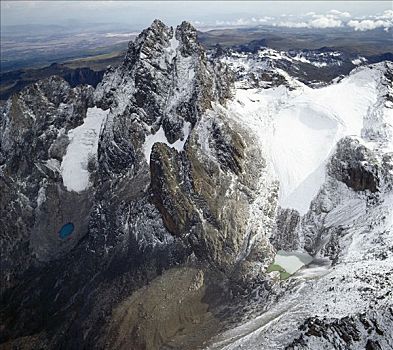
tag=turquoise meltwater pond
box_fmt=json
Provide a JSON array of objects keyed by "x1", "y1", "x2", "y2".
[{"x1": 58, "y1": 223, "x2": 74, "y2": 239}]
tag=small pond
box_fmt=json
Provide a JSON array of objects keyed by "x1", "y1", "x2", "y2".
[
  {"x1": 267, "y1": 250, "x2": 313, "y2": 280},
  {"x1": 58, "y1": 222, "x2": 74, "y2": 239}
]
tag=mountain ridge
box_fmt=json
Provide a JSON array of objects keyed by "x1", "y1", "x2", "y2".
[{"x1": 1, "y1": 20, "x2": 392, "y2": 350}]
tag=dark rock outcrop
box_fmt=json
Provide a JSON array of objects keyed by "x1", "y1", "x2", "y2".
[
  {"x1": 286, "y1": 307, "x2": 393, "y2": 350},
  {"x1": 271, "y1": 208, "x2": 300, "y2": 251},
  {"x1": 329, "y1": 137, "x2": 380, "y2": 193}
]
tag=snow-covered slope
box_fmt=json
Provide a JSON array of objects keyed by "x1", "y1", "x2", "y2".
[
  {"x1": 208, "y1": 184, "x2": 393, "y2": 349},
  {"x1": 225, "y1": 63, "x2": 392, "y2": 214},
  {"x1": 219, "y1": 47, "x2": 370, "y2": 89},
  {"x1": 206, "y1": 61, "x2": 393, "y2": 350}
]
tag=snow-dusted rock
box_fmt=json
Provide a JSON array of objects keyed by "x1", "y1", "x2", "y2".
[
  {"x1": 206, "y1": 62, "x2": 393, "y2": 350},
  {"x1": 1, "y1": 19, "x2": 392, "y2": 350},
  {"x1": 0, "y1": 76, "x2": 95, "y2": 291},
  {"x1": 0, "y1": 20, "x2": 275, "y2": 349}
]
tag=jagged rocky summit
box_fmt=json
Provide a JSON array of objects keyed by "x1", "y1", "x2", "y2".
[
  {"x1": 0, "y1": 20, "x2": 276, "y2": 349},
  {"x1": 1, "y1": 19, "x2": 393, "y2": 350}
]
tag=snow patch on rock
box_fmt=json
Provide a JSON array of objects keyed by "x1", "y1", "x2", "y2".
[
  {"x1": 168, "y1": 35, "x2": 179, "y2": 58},
  {"x1": 61, "y1": 107, "x2": 109, "y2": 192},
  {"x1": 143, "y1": 121, "x2": 191, "y2": 161}
]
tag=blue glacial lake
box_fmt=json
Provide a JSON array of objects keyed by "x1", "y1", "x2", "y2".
[{"x1": 58, "y1": 223, "x2": 74, "y2": 239}]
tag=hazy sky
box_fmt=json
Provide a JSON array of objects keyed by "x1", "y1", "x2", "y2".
[{"x1": 1, "y1": 1, "x2": 392, "y2": 31}]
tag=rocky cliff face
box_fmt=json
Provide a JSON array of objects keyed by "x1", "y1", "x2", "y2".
[
  {"x1": 0, "y1": 20, "x2": 276, "y2": 349},
  {"x1": 90, "y1": 19, "x2": 274, "y2": 274},
  {"x1": 0, "y1": 76, "x2": 94, "y2": 292}
]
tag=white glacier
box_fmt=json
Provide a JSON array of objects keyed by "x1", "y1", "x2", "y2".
[
  {"x1": 165, "y1": 34, "x2": 179, "y2": 62},
  {"x1": 61, "y1": 106, "x2": 109, "y2": 192},
  {"x1": 226, "y1": 65, "x2": 383, "y2": 214}
]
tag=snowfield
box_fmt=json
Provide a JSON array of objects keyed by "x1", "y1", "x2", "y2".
[
  {"x1": 227, "y1": 64, "x2": 387, "y2": 214},
  {"x1": 61, "y1": 107, "x2": 109, "y2": 192},
  {"x1": 206, "y1": 60, "x2": 393, "y2": 350}
]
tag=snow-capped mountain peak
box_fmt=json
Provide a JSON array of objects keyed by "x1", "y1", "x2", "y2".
[{"x1": 1, "y1": 19, "x2": 392, "y2": 350}]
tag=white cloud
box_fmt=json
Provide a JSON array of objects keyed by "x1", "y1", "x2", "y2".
[
  {"x1": 275, "y1": 10, "x2": 348, "y2": 29},
  {"x1": 209, "y1": 9, "x2": 391, "y2": 31},
  {"x1": 348, "y1": 19, "x2": 393, "y2": 31},
  {"x1": 233, "y1": 18, "x2": 250, "y2": 26},
  {"x1": 309, "y1": 16, "x2": 342, "y2": 28},
  {"x1": 214, "y1": 16, "x2": 275, "y2": 27},
  {"x1": 215, "y1": 18, "x2": 253, "y2": 26},
  {"x1": 277, "y1": 13, "x2": 343, "y2": 29},
  {"x1": 328, "y1": 10, "x2": 351, "y2": 18},
  {"x1": 377, "y1": 10, "x2": 393, "y2": 20},
  {"x1": 274, "y1": 9, "x2": 393, "y2": 30},
  {"x1": 347, "y1": 10, "x2": 393, "y2": 31},
  {"x1": 278, "y1": 21, "x2": 309, "y2": 28}
]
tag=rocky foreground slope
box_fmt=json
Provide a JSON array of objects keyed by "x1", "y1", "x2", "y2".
[{"x1": 0, "y1": 20, "x2": 392, "y2": 350}]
